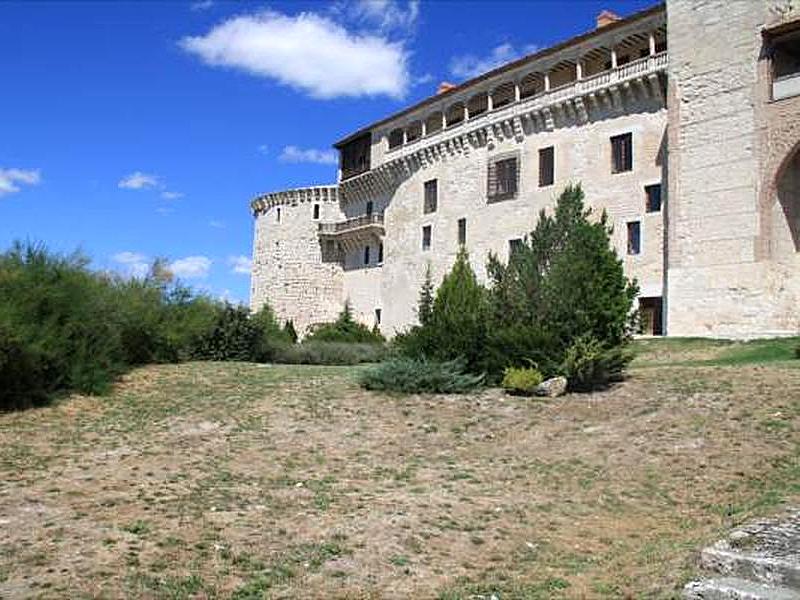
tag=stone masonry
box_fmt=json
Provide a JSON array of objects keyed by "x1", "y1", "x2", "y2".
[{"x1": 250, "y1": 1, "x2": 800, "y2": 339}]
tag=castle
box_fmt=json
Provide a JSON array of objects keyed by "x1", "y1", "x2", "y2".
[{"x1": 250, "y1": 0, "x2": 800, "y2": 339}]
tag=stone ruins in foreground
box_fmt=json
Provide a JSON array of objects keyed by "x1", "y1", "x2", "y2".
[{"x1": 250, "y1": 0, "x2": 800, "y2": 339}]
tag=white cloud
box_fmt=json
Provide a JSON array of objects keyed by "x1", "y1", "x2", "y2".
[
  {"x1": 118, "y1": 171, "x2": 160, "y2": 190},
  {"x1": 450, "y1": 43, "x2": 539, "y2": 80},
  {"x1": 257, "y1": 144, "x2": 269, "y2": 155},
  {"x1": 347, "y1": 0, "x2": 419, "y2": 33},
  {"x1": 161, "y1": 191, "x2": 184, "y2": 200},
  {"x1": 279, "y1": 145, "x2": 337, "y2": 165},
  {"x1": 169, "y1": 255, "x2": 212, "y2": 279},
  {"x1": 0, "y1": 168, "x2": 40, "y2": 197},
  {"x1": 209, "y1": 219, "x2": 226, "y2": 229},
  {"x1": 156, "y1": 207, "x2": 174, "y2": 216},
  {"x1": 179, "y1": 10, "x2": 410, "y2": 99},
  {"x1": 112, "y1": 251, "x2": 150, "y2": 278},
  {"x1": 228, "y1": 255, "x2": 252, "y2": 275},
  {"x1": 190, "y1": 0, "x2": 214, "y2": 11}
]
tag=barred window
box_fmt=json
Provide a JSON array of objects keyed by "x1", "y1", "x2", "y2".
[
  {"x1": 422, "y1": 225, "x2": 432, "y2": 251},
  {"x1": 457, "y1": 218, "x2": 467, "y2": 246},
  {"x1": 488, "y1": 156, "x2": 519, "y2": 202},
  {"x1": 539, "y1": 146, "x2": 554, "y2": 187},
  {"x1": 645, "y1": 184, "x2": 662, "y2": 212},
  {"x1": 627, "y1": 221, "x2": 641, "y2": 255},
  {"x1": 424, "y1": 179, "x2": 438, "y2": 214},
  {"x1": 611, "y1": 133, "x2": 633, "y2": 173}
]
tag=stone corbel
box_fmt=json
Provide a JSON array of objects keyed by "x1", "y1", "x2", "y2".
[
  {"x1": 484, "y1": 125, "x2": 496, "y2": 150},
  {"x1": 542, "y1": 106, "x2": 554, "y2": 130},
  {"x1": 574, "y1": 97, "x2": 589, "y2": 124},
  {"x1": 609, "y1": 85, "x2": 622, "y2": 110},
  {"x1": 512, "y1": 116, "x2": 524, "y2": 142}
]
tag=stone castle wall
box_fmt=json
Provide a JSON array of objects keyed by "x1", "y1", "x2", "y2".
[
  {"x1": 251, "y1": 0, "x2": 800, "y2": 339},
  {"x1": 666, "y1": 0, "x2": 800, "y2": 336},
  {"x1": 376, "y1": 96, "x2": 667, "y2": 336}
]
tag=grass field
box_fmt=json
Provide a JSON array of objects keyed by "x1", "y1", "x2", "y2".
[{"x1": 1, "y1": 338, "x2": 799, "y2": 599}]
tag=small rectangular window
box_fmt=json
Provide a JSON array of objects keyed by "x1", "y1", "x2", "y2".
[
  {"x1": 366, "y1": 200, "x2": 373, "y2": 216},
  {"x1": 509, "y1": 238, "x2": 524, "y2": 256},
  {"x1": 422, "y1": 225, "x2": 432, "y2": 251},
  {"x1": 364, "y1": 245, "x2": 370, "y2": 265},
  {"x1": 313, "y1": 204, "x2": 320, "y2": 219},
  {"x1": 424, "y1": 179, "x2": 438, "y2": 214},
  {"x1": 457, "y1": 218, "x2": 467, "y2": 245},
  {"x1": 375, "y1": 308, "x2": 382, "y2": 325},
  {"x1": 488, "y1": 156, "x2": 518, "y2": 202},
  {"x1": 645, "y1": 184, "x2": 662, "y2": 212},
  {"x1": 378, "y1": 242, "x2": 384, "y2": 263},
  {"x1": 539, "y1": 146, "x2": 554, "y2": 187},
  {"x1": 611, "y1": 133, "x2": 633, "y2": 174},
  {"x1": 627, "y1": 221, "x2": 641, "y2": 255},
  {"x1": 276, "y1": 207, "x2": 281, "y2": 223}
]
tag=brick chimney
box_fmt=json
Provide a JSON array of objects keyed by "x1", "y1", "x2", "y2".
[
  {"x1": 437, "y1": 81, "x2": 457, "y2": 95},
  {"x1": 596, "y1": 9, "x2": 621, "y2": 28}
]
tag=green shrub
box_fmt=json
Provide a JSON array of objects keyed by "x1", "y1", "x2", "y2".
[
  {"x1": 189, "y1": 304, "x2": 263, "y2": 362},
  {"x1": 359, "y1": 357, "x2": 484, "y2": 394},
  {"x1": 0, "y1": 327, "x2": 50, "y2": 410},
  {"x1": 0, "y1": 241, "x2": 294, "y2": 409},
  {"x1": 396, "y1": 248, "x2": 488, "y2": 374},
  {"x1": 283, "y1": 320, "x2": 298, "y2": 344},
  {"x1": 0, "y1": 242, "x2": 127, "y2": 401},
  {"x1": 561, "y1": 335, "x2": 631, "y2": 392},
  {"x1": 796, "y1": 344, "x2": 800, "y2": 360},
  {"x1": 480, "y1": 325, "x2": 559, "y2": 384},
  {"x1": 501, "y1": 366, "x2": 544, "y2": 395},
  {"x1": 484, "y1": 184, "x2": 637, "y2": 383},
  {"x1": 305, "y1": 302, "x2": 384, "y2": 344},
  {"x1": 272, "y1": 341, "x2": 385, "y2": 365}
]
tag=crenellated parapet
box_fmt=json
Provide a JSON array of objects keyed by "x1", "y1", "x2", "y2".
[{"x1": 251, "y1": 185, "x2": 338, "y2": 216}]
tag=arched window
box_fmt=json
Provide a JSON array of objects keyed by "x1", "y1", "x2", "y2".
[
  {"x1": 519, "y1": 73, "x2": 540, "y2": 99},
  {"x1": 491, "y1": 82, "x2": 515, "y2": 109},
  {"x1": 776, "y1": 144, "x2": 800, "y2": 252},
  {"x1": 467, "y1": 93, "x2": 488, "y2": 119},
  {"x1": 445, "y1": 102, "x2": 465, "y2": 127},
  {"x1": 388, "y1": 128, "x2": 404, "y2": 149},
  {"x1": 425, "y1": 112, "x2": 443, "y2": 136},
  {"x1": 406, "y1": 121, "x2": 423, "y2": 143}
]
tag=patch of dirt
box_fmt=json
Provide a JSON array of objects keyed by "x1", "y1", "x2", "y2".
[{"x1": 0, "y1": 361, "x2": 798, "y2": 599}]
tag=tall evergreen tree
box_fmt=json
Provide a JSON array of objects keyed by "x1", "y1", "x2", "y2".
[{"x1": 417, "y1": 263, "x2": 434, "y2": 326}]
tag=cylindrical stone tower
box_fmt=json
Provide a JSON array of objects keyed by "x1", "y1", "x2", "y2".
[{"x1": 250, "y1": 185, "x2": 345, "y2": 336}]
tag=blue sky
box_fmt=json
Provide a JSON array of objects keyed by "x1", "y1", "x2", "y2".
[{"x1": 0, "y1": 0, "x2": 654, "y2": 303}]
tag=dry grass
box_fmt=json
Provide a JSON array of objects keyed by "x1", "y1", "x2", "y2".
[{"x1": 1, "y1": 347, "x2": 799, "y2": 599}]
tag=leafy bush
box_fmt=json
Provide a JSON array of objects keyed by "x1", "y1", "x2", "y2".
[
  {"x1": 189, "y1": 304, "x2": 264, "y2": 362},
  {"x1": 0, "y1": 326, "x2": 50, "y2": 410},
  {"x1": 0, "y1": 241, "x2": 294, "y2": 409},
  {"x1": 484, "y1": 184, "x2": 637, "y2": 383},
  {"x1": 305, "y1": 302, "x2": 384, "y2": 344},
  {"x1": 501, "y1": 366, "x2": 544, "y2": 395},
  {"x1": 359, "y1": 357, "x2": 484, "y2": 394},
  {"x1": 272, "y1": 341, "x2": 385, "y2": 365},
  {"x1": 396, "y1": 248, "x2": 488, "y2": 374},
  {"x1": 560, "y1": 335, "x2": 631, "y2": 392},
  {"x1": 0, "y1": 243, "x2": 128, "y2": 403},
  {"x1": 283, "y1": 320, "x2": 298, "y2": 344}
]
